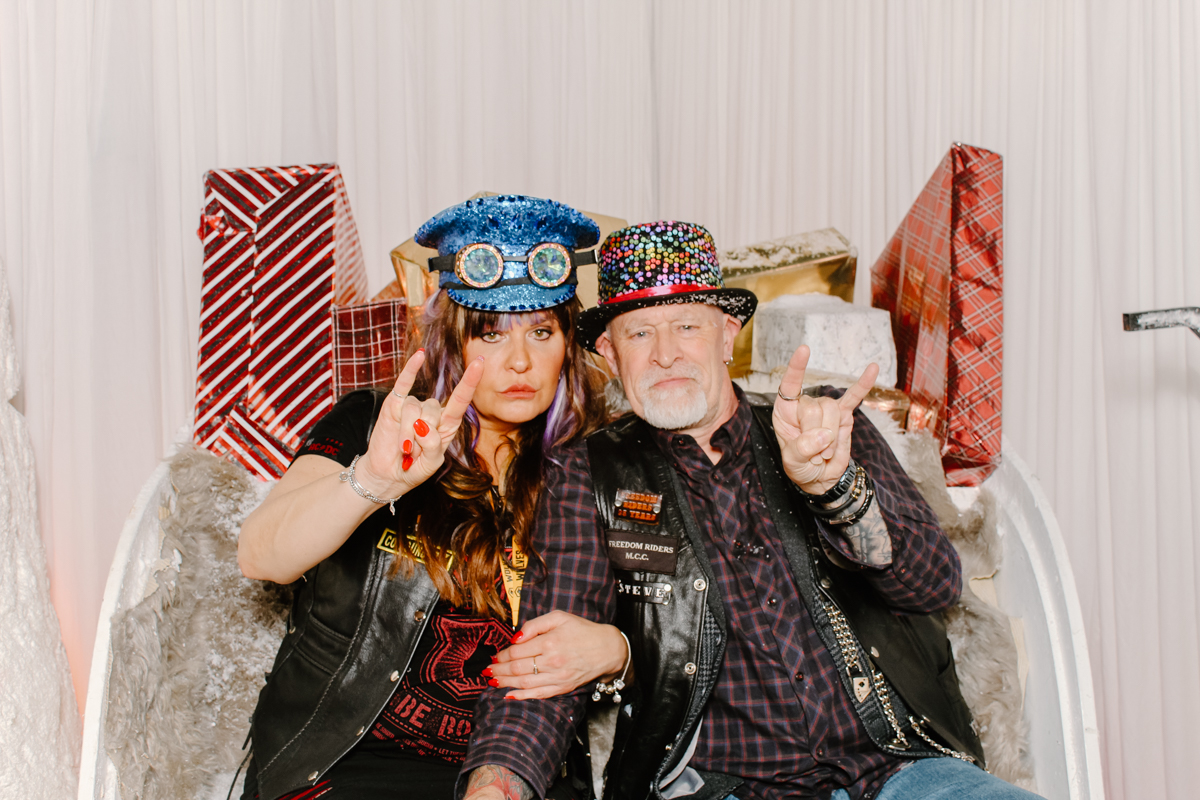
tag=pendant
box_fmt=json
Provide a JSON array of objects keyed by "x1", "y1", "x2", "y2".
[{"x1": 853, "y1": 676, "x2": 872, "y2": 703}]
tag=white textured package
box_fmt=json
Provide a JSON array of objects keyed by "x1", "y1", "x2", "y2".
[
  {"x1": 0, "y1": 263, "x2": 81, "y2": 799},
  {"x1": 750, "y1": 293, "x2": 898, "y2": 388}
]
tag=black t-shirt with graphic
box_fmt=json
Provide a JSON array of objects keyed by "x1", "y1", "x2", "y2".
[{"x1": 295, "y1": 389, "x2": 516, "y2": 766}]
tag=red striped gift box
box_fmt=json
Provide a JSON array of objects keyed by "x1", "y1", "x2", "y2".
[
  {"x1": 871, "y1": 144, "x2": 1004, "y2": 487},
  {"x1": 194, "y1": 164, "x2": 369, "y2": 480}
]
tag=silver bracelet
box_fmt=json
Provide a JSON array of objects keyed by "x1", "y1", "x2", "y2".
[
  {"x1": 339, "y1": 454, "x2": 402, "y2": 514},
  {"x1": 592, "y1": 630, "x2": 632, "y2": 704}
]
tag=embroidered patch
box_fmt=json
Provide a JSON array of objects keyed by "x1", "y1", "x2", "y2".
[
  {"x1": 606, "y1": 529, "x2": 679, "y2": 574},
  {"x1": 378, "y1": 528, "x2": 455, "y2": 568},
  {"x1": 377, "y1": 528, "x2": 401, "y2": 555},
  {"x1": 616, "y1": 578, "x2": 673, "y2": 605},
  {"x1": 614, "y1": 488, "x2": 663, "y2": 525}
]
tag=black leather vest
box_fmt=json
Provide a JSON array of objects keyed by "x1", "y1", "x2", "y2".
[
  {"x1": 249, "y1": 508, "x2": 440, "y2": 800},
  {"x1": 586, "y1": 408, "x2": 984, "y2": 800}
]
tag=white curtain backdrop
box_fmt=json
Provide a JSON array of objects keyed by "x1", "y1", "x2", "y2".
[{"x1": 2, "y1": 2, "x2": 1197, "y2": 798}]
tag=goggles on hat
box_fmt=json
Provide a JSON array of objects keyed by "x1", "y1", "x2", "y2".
[{"x1": 428, "y1": 242, "x2": 597, "y2": 290}]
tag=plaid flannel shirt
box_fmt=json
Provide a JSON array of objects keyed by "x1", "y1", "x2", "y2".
[{"x1": 464, "y1": 391, "x2": 961, "y2": 800}]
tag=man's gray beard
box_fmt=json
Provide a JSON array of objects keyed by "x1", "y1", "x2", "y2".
[{"x1": 635, "y1": 367, "x2": 709, "y2": 430}]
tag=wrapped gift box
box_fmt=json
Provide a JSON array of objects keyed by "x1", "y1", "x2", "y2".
[
  {"x1": 332, "y1": 298, "x2": 409, "y2": 399},
  {"x1": 871, "y1": 144, "x2": 1004, "y2": 486},
  {"x1": 719, "y1": 228, "x2": 857, "y2": 376},
  {"x1": 194, "y1": 164, "x2": 371, "y2": 480}
]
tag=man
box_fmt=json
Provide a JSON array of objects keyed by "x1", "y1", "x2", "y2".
[{"x1": 463, "y1": 221, "x2": 1040, "y2": 800}]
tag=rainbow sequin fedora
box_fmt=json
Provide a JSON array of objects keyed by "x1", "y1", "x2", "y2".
[
  {"x1": 416, "y1": 195, "x2": 600, "y2": 312},
  {"x1": 576, "y1": 220, "x2": 757, "y2": 351}
]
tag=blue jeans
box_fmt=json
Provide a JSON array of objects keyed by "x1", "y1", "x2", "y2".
[{"x1": 830, "y1": 757, "x2": 1045, "y2": 800}]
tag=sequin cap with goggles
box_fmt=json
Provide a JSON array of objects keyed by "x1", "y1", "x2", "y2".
[{"x1": 416, "y1": 195, "x2": 601, "y2": 312}]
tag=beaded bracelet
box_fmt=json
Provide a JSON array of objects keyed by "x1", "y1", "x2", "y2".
[
  {"x1": 828, "y1": 474, "x2": 876, "y2": 527},
  {"x1": 814, "y1": 466, "x2": 867, "y2": 517},
  {"x1": 339, "y1": 454, "x2": 402, "y2": 514},
  {"x1": 592, "y1": 630, "x2": 632, "y2": 704}
]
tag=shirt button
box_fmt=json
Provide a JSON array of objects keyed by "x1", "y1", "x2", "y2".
[
  {"x1": 414, "y1": 610, "x2": 426, "y2": 622},
  {"x1": 767, "y1": 597, "x2": 779, "y2": 607},
  {"x1": 307, "y1": 771, "x2": 319, "y2": 782},
  {"x1": 389, "y1": 670, "x2": 400, "y2": 682},
  {"x1": 795, "y1": 671, "x2": 804, "y2": 681},
  {"x1": 820, "y1": 578, "x2": 832, "y2": 590},
  {"x1": 693, "y1": 579, "x2": 707, "y2": 591},
  {"x1": 871, "y1": 646, "x2": 881, "y2": 658},
  {"x1": 683, "y1": 662, "x2": 697, "y2": 675}
]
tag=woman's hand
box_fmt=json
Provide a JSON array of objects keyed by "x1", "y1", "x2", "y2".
[
  {"x1": 352, "y1": 349, "x2": 485, "y2": 501},
  {"x1": 238, "y1": 350, "x2": 483, "y2": 584},
  {"x1": 486, "y1": 610, "x2": 629, "y2": 700}
]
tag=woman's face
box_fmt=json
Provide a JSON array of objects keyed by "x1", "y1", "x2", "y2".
[{"x1": 462, "y1": 312, "x2": 567, "y2": 431}]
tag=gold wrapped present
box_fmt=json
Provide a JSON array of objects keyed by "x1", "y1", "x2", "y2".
[{"x1": 720, "y1": 228, "x2": 857, "y2": 376}]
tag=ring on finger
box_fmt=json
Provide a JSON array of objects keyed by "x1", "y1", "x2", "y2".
[
  {"x1": 777, "y1": 389, "x2": 801, "y2": 402},
  {"x1": 532, "y1": 657, "x2": 538, "y2": 675}
]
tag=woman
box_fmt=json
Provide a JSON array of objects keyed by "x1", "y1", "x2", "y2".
[{"x1": 237, "y1": 196, "x2": 627, "y2": 800}]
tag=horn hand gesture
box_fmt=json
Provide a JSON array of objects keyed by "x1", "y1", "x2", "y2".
[
  {"x1": 354, "y1": 349, "x2": 485, "y2": 499},
  {"x1": 771, "y1": 345, "x2": 879, "y2": 495}
]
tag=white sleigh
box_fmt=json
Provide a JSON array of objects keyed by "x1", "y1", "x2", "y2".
[{"x1": 79, "y1": 438, "x2": 1105, "y2": 800}]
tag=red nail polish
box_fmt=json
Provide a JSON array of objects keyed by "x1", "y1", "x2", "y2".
[
  {"x1": 491, "y1": 656, "x2": 499, "y2": 664},
  {"x1": 402, "y1": 454, "x2": 413, "y2": 471},
  {"x1": 482, "y1": 666, "x2": 493, "y2": 678},
  {"x1": 413, "y1": 419, "x2": 430, "y2": 437},
  {"x1": 416, "y1": 348, "x2": 424, "y2": 354},
  {"x1": 402, "y1": 440, "x2": 412, "y2": 455},
  {"x1": 510, "y1": 631, "x2": 524, "y2": 644},
  {"x1": 488, "y1": 678, "x2": 500, "y2": 688}
]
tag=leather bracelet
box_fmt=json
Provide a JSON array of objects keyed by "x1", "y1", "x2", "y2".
[
  {"x1": 814, "y1": 467, "x2": 866, "y2": 517},
  {"x1": 339, "y1": 454, "x2": 402, "y2": 514},
  {"x1": 592, "y1": 631, "x2": 631, "y2": 704},
  {"x1": 800, "y1": 459, "x2": 858, "y2": 505}
]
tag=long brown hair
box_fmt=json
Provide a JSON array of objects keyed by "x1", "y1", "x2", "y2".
[{"x1": 391, "y1": 291, "x2": 607, "y2": 620}]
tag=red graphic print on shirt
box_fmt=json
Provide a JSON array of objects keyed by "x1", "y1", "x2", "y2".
[{"x1": 368, "y1": 602, "x2": 513, "y2": 763}]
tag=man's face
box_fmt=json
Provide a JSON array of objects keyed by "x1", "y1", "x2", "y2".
[{"x1": 596, "y1": 303, "x2": 741, "y2": 434}]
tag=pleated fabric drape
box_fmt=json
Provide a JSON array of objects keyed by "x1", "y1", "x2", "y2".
[{"x1": 2, "y1": 2, "x2": 1196, "y2": 798}]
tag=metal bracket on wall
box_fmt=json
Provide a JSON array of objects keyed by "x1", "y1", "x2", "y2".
[{"x1": 1122, "y1": 307, "x2": 1200, "y2": 339}]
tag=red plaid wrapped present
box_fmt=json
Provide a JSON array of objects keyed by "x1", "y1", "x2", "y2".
[
  {"x1": 332, "y1": 298, "x2": 409, "y2": 399},
  {"x1": 871, "y1": 144, "x2": 1003, "y2": 486},
  {"x1": 194, "y1": 164, "x2": 370, "y2": 480}
]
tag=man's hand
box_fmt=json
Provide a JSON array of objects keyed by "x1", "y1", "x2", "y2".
[
  {"x1": 772, "y1": 345, "x2": 879, "y2": 495},
  {"x1": 464, "y1": 765, "x2": 533, "y2": 800}
]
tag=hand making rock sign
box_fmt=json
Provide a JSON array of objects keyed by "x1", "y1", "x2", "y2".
[
  {"x1": 772, "y1": 344, "x2": 881, "y2": 495},
  {"x1": 237, "y1": 349, "x2": 484, "y2": 586},
  {"x1": 354, "y1": 348, "x2": 485, "y2": 502}
]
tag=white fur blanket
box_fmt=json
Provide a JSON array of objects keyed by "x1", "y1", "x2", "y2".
[{"x1": 103, "y1": 425, "x2": 1033, "y2": 798}]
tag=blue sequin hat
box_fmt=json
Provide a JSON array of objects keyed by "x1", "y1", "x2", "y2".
[
  {"x1": 416, "y1": 195, "x2": 601, "y2": 312},
  {"x1": 576, "y1": 220, "x2": 757, "y2": 351}
]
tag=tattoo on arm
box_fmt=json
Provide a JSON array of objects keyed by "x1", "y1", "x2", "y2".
[
  {"x1": 465, "y1": 765, "x2": 534, "y2": 800},
  {"x1": 840, "y1": 502, "x2": 892, "y2": 566}
]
